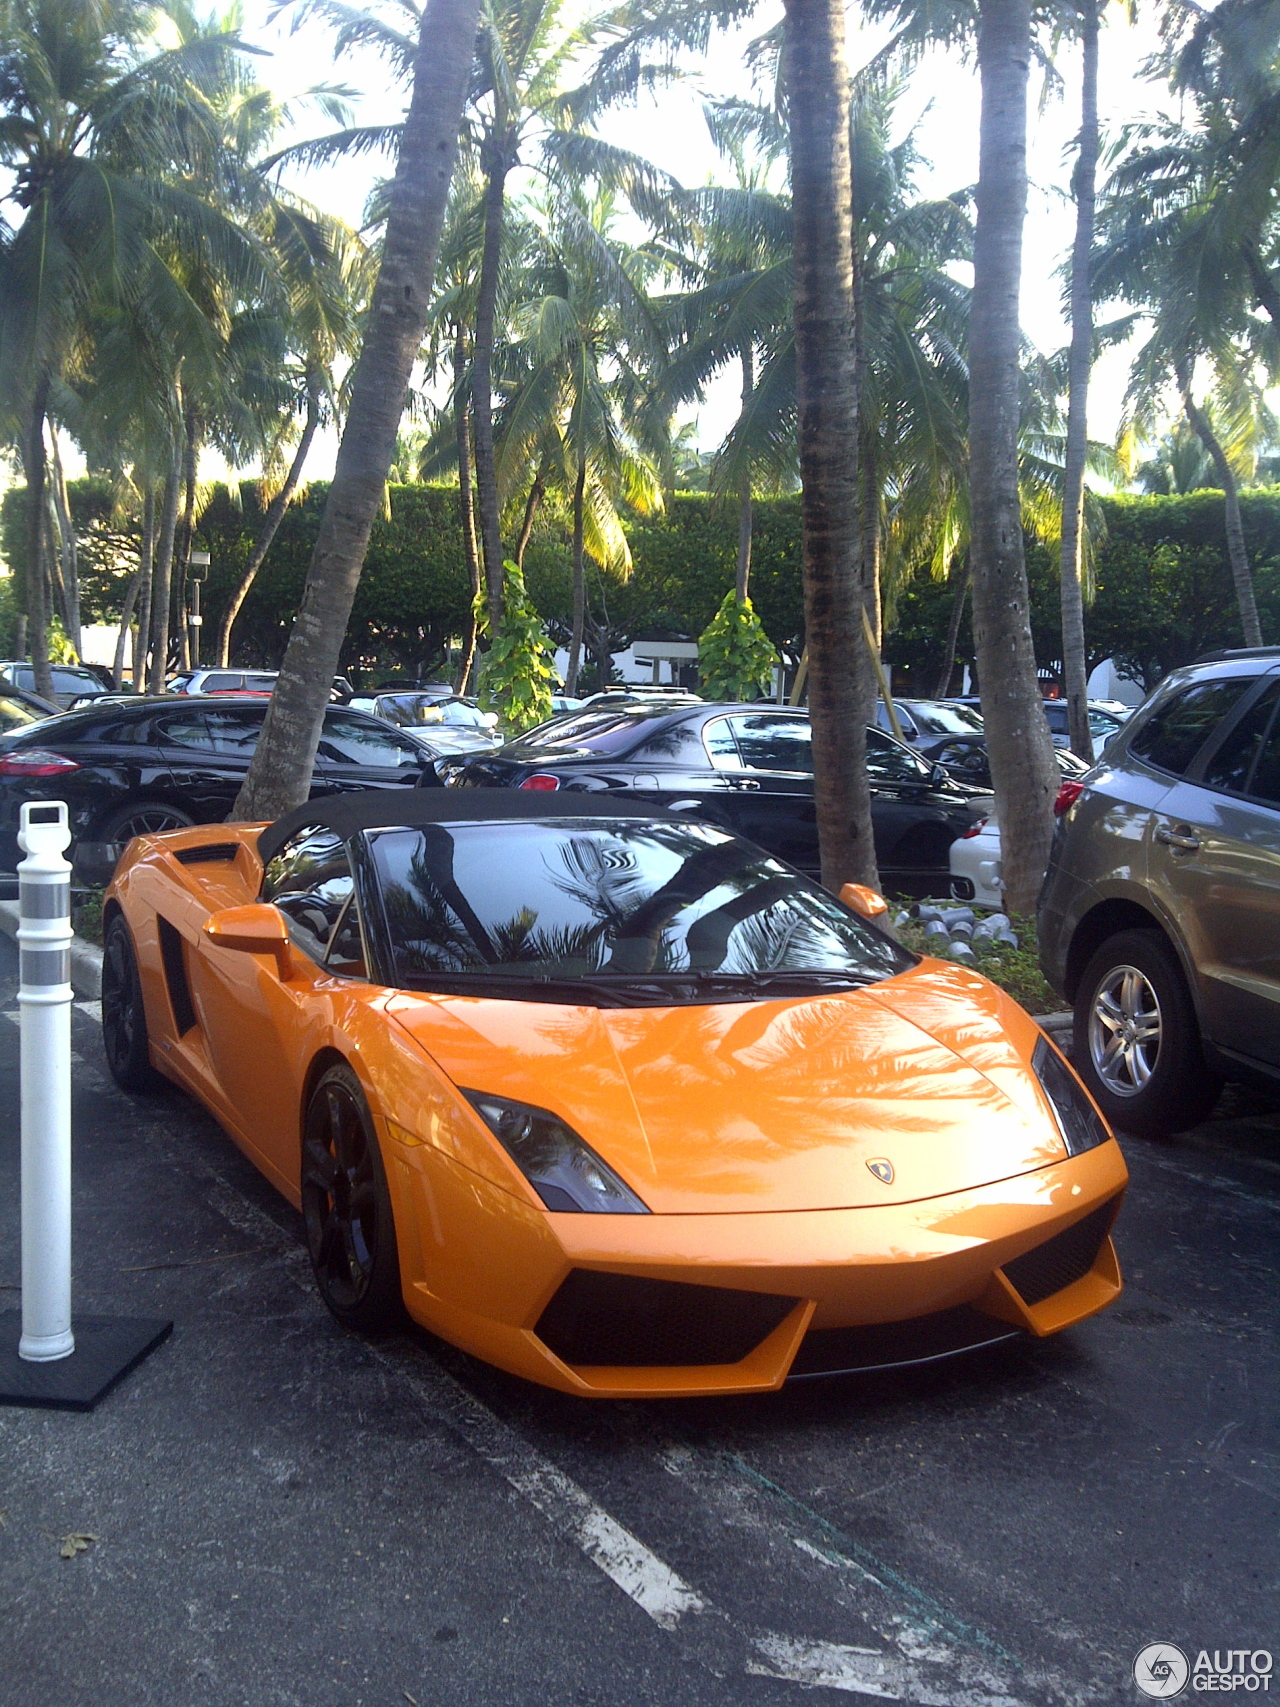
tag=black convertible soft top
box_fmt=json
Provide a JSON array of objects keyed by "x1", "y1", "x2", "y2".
[{"x1": 257, "y1": 787, "x2": 656, "y2": 867}]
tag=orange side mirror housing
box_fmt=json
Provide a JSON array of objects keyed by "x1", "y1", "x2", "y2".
[
  {"x1": 203, "y1": 904, "x2": 292, "y2": 977},
  {"x1": 839, "y1": 882, "x2": 889, "y2": 920}
]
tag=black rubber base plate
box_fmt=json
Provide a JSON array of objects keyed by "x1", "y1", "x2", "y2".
[{"x1": 0, "y1": 1313, "x2": 172, "y2": 1411}]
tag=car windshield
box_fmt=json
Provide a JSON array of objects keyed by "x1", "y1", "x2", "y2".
[
  {"x1": 0, "y1": 695, "x2": 45, "y2": 733},
  {"x1": 367, "y1": 818, "x2": 913, "y2": 1002},
  {"x1": 381, "y1": 695, "x2": 488, "y2": 728},
  {"x1": 902, "y1": 702, "x2": 984, "y2": 735}
]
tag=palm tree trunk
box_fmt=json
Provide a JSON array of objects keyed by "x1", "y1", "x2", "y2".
[
  {"x1": 1059, "y1": 0, "x2": 1098, "y2": 764},
  {"x1": 215, "y1": 373, "x2": 323, "y2": 666},
  {"x1": 860, "y1": 437, "x2": 882, "y2": 649},
  {"x1": 1182, "y1": 387, "x2": 1263, "y2": 647},
  {"x1": 736, "y1": 345, "x2": 754, "y2": 602},
  {"x1": 935, "y1": 561, "x2": 970, "y2": 697},
  {"x1": 48, "y1": 426, "x2": 81, "y2": 658},
  {"x1": 453, "y1": 326, "x2": 481, "y2": 693},
  {"x1": 514, "y1": 462, "x2": 547, "y2": 572},
  {"x1": 782, "y1": 0, "x2": 879, "y2": 893},
  {"x1": 112, "y1": 566, "x2": 144, "y2": 690},
  {"x1": 149, "y1": 457, "x2": 182, "y2": 694},
  {"x1": 134, "y1": 487, "x2": 155, "y2": 692},
  {"x1": 566, "y1": 458, "x2": 587, "y2": 697},
  {"x1": 473, "y1": 144, "x2": 511, "y2": 630},
  {"x1": 231, "y1": 0, "x2": 480, "y2": 822},
  {"x1": 174, "y1": 405, "x2": 200, "y2": 671},
  {"x1": 21, "y1": 375, "x2": 56, "y2": 702},
  {"x1": 969, "y1": 0, "x2": 1059, "y2": 913}
]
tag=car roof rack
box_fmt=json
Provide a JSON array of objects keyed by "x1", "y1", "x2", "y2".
[{"x1": 1193, "y1": 646, "x2": 1280, "y2": 663}]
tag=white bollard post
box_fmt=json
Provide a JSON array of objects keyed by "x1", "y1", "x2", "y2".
[{"x1": 17, "y1": 800, "x2": 74, "y2": 1363}]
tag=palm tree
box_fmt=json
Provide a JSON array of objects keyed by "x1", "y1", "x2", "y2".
[
  {"x1": 0, "y1": 0, "x2": 262, "y2": 698},
  {"x1": 1058, "y1": 0, "x2": 1099, "y2": 762},
  {"x1": 232, "y1": 0, "x2": 482, "y2": 821},
  {"x1": 965, "y1": 0, "x2": 1059, "y2": 912},
  {"x1": 780, "y1": 0, "x2": 879, "y2": 893},
  {"x1": 496, "y1": 196, "x2": 665, "y2": 692}
]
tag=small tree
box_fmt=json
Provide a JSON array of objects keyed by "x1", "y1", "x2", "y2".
[
  {"x1": 475, "y1": 561, "x2": 557, "y2": 732},
  {"x1": 698, "y1": 591, "x2": 778, "y2": 701}
]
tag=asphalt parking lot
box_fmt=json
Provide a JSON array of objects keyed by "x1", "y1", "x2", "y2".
[{"x1": 0, "y1": 931, "x2": 1276, "y2": 1707}]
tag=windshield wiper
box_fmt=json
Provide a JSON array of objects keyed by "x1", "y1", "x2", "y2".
[{"x1": 402, "y1": 968, "x2": 878, "y2": 1006}]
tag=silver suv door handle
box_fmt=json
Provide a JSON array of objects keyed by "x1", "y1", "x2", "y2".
[{"x1": 1155, "y1": 824, "x2": 1201, "y2": 853}]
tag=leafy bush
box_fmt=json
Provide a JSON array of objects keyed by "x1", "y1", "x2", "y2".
[
  {"x1": 698, "y1": 591, "x2": 779, "y2": 699},
  {"x1": 475, "y1": 562, "x2": 558, "y2": 732}
]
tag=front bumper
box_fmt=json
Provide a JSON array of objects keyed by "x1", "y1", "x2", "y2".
[{"x1": 386, "y1": 1131, "x2": 1127, "y2": 1397}]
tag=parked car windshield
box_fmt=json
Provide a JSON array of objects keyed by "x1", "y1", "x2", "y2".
[
  {"x1": 367, "y1": 818, "x2": 912, "y2": 1001},
  {"x1": 379, "y1": 694, "x2": 490, "y2": 729},
  {"x1": 0, "y1": 694, "x2": 46, "y2": 733},
  {"x1": 901, "y1": 701, "x2": 984, "y2": 735}
]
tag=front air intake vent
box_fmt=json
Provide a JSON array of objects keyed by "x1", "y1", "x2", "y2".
[
  {"x1": 790, "y1": 1305, "x2": 1023, "y2": 1378},
  {"x1": 536, "y1": 1270, "x2": 798, "y2": 1367},
  {"x1": 1001, "y1": 1199, "x2": 1119, "y2": 1306},
  {"x1": 174, "y1": 842, "x2": 239, "y2": 866}
]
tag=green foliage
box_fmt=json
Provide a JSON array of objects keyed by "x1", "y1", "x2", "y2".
[
  {"x1": 698, "y1": 591, "x2": 779, "y2": 699},
  {"x1": 475, "y1": 562, "x2": 558, "y2": 732}
]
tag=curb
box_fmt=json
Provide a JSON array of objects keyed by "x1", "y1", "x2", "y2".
[
  {"x1": 0, "y1": 899, "x2": 103, "y2": 1000},
  {"x1": 1032, "y1": 1011, "x2": 1073, "y2": 1046}
]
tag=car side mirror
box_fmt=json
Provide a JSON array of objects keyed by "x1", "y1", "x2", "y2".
[
  {"x1": 839, "y1": 882, "x2": 889, "y2": 920},
  {"x1": 929, "y1": 762, "x2": 950, "y2": 787},
  {"x1": 203, "y1": 904, "x2": 291, "y2": 977}
]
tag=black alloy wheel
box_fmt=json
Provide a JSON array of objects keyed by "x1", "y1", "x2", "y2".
[
  {"x1": 101, "y1": 913, "x2": 163, "y2": 1092},
  {"x1": 301, "y1": 1063, "x2": 404, "y2": 1333},
  {"x1": 99, "y1": 800, "x2": 197, "y2": 844}
]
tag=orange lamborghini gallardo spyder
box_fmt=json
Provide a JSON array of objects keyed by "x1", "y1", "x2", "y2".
[{"x1": 101, "y1": 792, "x2": 1126, "y2": 1397}]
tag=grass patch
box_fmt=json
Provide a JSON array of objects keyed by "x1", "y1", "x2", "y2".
[
  {"x1": 892, "y1": 907, "x2": 1060, "y2": 1015},
  {"x1": 72, "y1": 888, "x2": 104, "y2": 947}
]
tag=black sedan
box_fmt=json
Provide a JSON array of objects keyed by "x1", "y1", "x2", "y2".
[
  {"x1": 0, "y1": 696, "x2": 440, "y2": 874},
  {"x1": 917, "y1": 732, "x2": 1090, "y2": 794},
  {"x1": 444, "y1": 703, "x2": 987, "y2": 891}
]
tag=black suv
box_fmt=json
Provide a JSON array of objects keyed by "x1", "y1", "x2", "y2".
[
  {"x1": 1038, "y1": 649, "x2": 1280, "y2": 1135},
  {"x1": 0, "y1": 697, "x2": 439, "y2": 873}
]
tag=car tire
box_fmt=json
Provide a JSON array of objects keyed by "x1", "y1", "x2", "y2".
[
  {"x1": 1072, "y1": 927, "x2": 1222, "y2": 1138},
  {"x1": 101, "y1": 913, "x2": 164, "y2": 1093},
  {"x1": 98, "y1": 800, "x2": 196, "y2": 845},
  {"x1": 301, "y1": 1062, "x2": 405, "y2": 1335}
]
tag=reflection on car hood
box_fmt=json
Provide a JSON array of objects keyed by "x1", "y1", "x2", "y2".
[{"x1": 386, "y1": 960, "x2": 1066, "y2": 1213}]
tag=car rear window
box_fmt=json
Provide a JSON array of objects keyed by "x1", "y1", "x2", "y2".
[
  {"x1": 505, "y1": 711, "x2": 656, "y2": 757},
  {"x1": 905, "y1": 702, "x2": 984, "y2": 735},
  {"x1": 1129, "y1": 679, "x2": 1254, "y2": 776}
]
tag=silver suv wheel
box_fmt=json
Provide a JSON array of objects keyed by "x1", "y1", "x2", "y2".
[{"x1": 1088, "y1": 964, "x2": 1162, "y2": 1096}]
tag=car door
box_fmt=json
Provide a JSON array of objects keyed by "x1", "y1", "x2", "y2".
[
  {"x1": 1145, "y1": 673, "x2": 1280, "y2": 1067},
  {"x1": 715, "y1": 713, "x2": 820, "y2": 872},
  {"x1": 311, "y1": 709, "x2": 435, "y2": 795},
  {"x1": 154, "y1": 704, "x2": 264, "y2": 820},
  {"x1": 189, "y1": 825, "x2": 372, "y2": 1189}
]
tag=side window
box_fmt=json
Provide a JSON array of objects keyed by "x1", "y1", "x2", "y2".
[
  {"x1": 725, "y1": 714, "x2": 813, "y2": 773},
  {"x1": 1130, "y1": 679, "x2": 1253, "y2": 777},
  {"x1": 262, "y1": 826, "x2": 365, "y2": 972},
  {"x1": 316, "y1": 711, "x2": 422, "y2": 768},
  {"x1": 202, "y1": 708, "x2": 263, "y2": 755},
  {"x1": 200, "y1": 673, "x2": 243, "y2": 692},
  {"x1": 156, "y1": 712, "x2": 213, "y2": 750},
  {"x1": 245, "y1": 675, "x2": 278, "y2": 692},
  {"x1": 1200, "y1": 682, "x2": 1280, "y2": 795},
  {"x1": 702, "y1": 717, "x2": 743, "y2": 771},
  {"x1": 866, "y1": 728, "x2": 931, "y2": 783},
  {"x1": 1245, "y1": 700, "x2": 1280, "y2": 808},
  {"x1": 932, "y1": 741, "x2": 990, "y2": 787}
]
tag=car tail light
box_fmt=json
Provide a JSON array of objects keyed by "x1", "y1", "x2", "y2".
[
  {"x1": 1054, "y1": 780, "x2": 1084, "y2": 816},
  {"x1": 518, "y1": 774, "x2": 561, "y2": 791},
  {"x1": 0, "y1": 750, "x2": 81, "y2": 777},
  {"x1": 961, "y1": 817, "x2": 988, "y2": 839}
]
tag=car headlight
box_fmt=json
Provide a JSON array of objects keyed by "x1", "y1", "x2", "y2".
[
  {"x1": 1032, "y1": 1037, "x2": 1110, "y2": 1156},
  {"x1": 462, "y1": 1091, "x2": 649, "y2": 1214}
]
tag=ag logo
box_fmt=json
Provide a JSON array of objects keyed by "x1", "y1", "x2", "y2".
[
  {"x1": 1134, "y1": 1643, "x2": 1190, "y2": 1699},
  {"x1": 866, "y1": 1158, "x2": 894, "y2": 1184}
]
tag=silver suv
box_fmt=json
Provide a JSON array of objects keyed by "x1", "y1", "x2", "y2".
[{"x1": 1038, "y1": 650, "x2": 1280, "y2": 1136}]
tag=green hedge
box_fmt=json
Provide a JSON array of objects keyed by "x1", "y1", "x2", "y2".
[{"x1": 7, "y1": 477, "x2": 1280, "y2": 687}]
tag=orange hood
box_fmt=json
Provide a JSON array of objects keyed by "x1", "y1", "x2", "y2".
[{"x1": 385, "y1": 960, "x2": 1067, "y2": 1214}]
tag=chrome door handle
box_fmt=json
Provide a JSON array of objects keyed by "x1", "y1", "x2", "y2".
[
  {"x1": 732, "y1": 777, "x2": 761, "y2": 790},
  {"x1": 1155, "y1": 824, "x2": 1200, "y2": 852}
]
